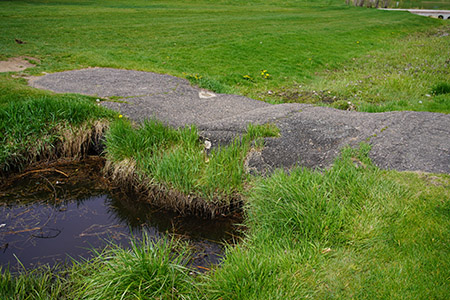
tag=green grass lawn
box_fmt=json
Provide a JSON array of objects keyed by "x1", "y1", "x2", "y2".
[
  {"x1": 394, "y1": 0, "x2": 450, "y2": 9},
  {"x1": 268, "y1": 25, "x2": 450, "y2": 112},
  {"x1": 1, "y1": 0, "x2": 447, "y2": 112},
  {"x1": 1, "y1": 0, "x2": 449, "y2": 299}
]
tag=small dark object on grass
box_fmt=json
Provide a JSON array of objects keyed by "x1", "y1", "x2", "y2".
[{"x1": 15, "y1": 39, "x2": 25, "y2": 44}]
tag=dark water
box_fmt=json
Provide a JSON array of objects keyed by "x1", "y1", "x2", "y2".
[{"x1": 0, "y1": 158, "x2": 241, "y2": 271}]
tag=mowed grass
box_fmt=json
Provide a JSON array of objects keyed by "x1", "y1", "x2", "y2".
[
  {"x1": 394, "y1": 0, "x2": 450, "y2": 9},
  {"x1": 264, "y1": 24, "x2": 449, "y2": 113},
  {"x1": 1, "y1": 0, "x2": 443, "y2": 100}
]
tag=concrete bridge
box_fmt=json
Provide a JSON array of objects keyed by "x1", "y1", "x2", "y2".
[{"x1": 379, "y1": 8, "x2": 450, "y2": 19}]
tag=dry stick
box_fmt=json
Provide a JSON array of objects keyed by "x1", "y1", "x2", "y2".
[
  {"x1": 14, "y1": 208, "x2": 32, "y2": 218},
  {"x1": 17, "y1": 168, "x2": 69, "y2": 179},
  {"x1": 2, "y1": 227, "x2": 42, "y2": 235}
]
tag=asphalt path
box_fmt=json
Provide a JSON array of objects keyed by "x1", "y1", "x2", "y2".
[{"x1": 30, "y1": 68, "x2": 450, "y2": 174}]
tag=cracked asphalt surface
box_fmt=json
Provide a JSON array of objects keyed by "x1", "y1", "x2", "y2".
[{"x1": 30, "y1": 68, "x2": 450, "y2": 174}]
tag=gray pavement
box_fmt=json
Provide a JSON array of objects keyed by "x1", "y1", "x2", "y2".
[{"x1": 30, "y1": 68, "x2": 450, "y2": 174}]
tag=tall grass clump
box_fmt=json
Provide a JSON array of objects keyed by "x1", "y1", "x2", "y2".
[
  {"x1": 206, "y1": 144, "x2": 450, "y2": 299},
  {"x1": 0, "y1": 81, "x2": 115, "y2": 173},
  {"x1": 1, "y1": 236, "x2": 201, "y2": 300},
  {"x1": 73, "y1": 234, "x2": 199, "y2": 300},
  {"x1": 104, "y1": 119, "x2": 279, "y2": 216},
  {"x1": 0, "y1": 265, "x2": 68, "y2": 300}
]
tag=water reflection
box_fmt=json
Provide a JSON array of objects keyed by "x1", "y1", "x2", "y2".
[{"x1": 0, "y1": 157, "x2": 240, "y2": 271}]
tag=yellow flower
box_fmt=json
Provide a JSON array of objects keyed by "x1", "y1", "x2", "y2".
[{"x1": 118, "y1": 114, "x2": 123, "y2": 118}]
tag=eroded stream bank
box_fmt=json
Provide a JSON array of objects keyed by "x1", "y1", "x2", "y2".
[{"x1": 0, "y1": 157, "x2": 241, "y2": 271}]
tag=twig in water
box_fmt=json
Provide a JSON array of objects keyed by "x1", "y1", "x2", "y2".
[
  {"x1": 196, "y1": 265, "x2": 210, "y2": 271},
  {"x1": 17, "y1": 168, "x2": 69, "y2": 179},
  {"x1": 2, "y1": 227, "x2": 41, "y2": 235}
]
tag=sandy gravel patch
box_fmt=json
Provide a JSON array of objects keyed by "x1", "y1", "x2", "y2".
[{"x1": 0, "y1": 56, "x2": 38, "y2": 72}]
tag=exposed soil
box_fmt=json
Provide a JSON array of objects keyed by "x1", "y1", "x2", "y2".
[{"x1": 0, "y1": 56, "x2": 39, "y2": 72}]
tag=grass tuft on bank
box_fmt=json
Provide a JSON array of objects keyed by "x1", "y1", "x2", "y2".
[
  {"x1": 72, "y1": 235, "x2": 199, "y2": 300},
  {"x1": 104, "y1": 119, "x2": 279, "y2": 216},
  {"x1": 0, "y1": 265, "x2": 68, "y2": 299},
  {"x1": 0, "y1": 76, "x2": 116, "y2": 173}
]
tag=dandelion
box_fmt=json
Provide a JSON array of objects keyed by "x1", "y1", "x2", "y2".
[
  {"x1": 118, "y1": 114, "x2": 123, "y2": 118},
  {"x1": 356, "y1": 41, "x2": 360, "y2": 44},
  {"x1": 260, "y1": 69, "x2": 271, "y2": 79}
]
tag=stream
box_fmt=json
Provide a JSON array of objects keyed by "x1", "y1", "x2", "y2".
[{"x1": 0, "y1": 157, "x2": 241, "y2": 271}]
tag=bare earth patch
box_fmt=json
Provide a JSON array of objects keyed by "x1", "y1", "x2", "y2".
[{"x1": 0, "y1": 56, "x2": 38, "y2": 72}]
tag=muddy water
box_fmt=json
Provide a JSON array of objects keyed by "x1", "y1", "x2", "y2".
[{"x1": 0, "y1": 157, "x2": 241, "y2": 271}]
